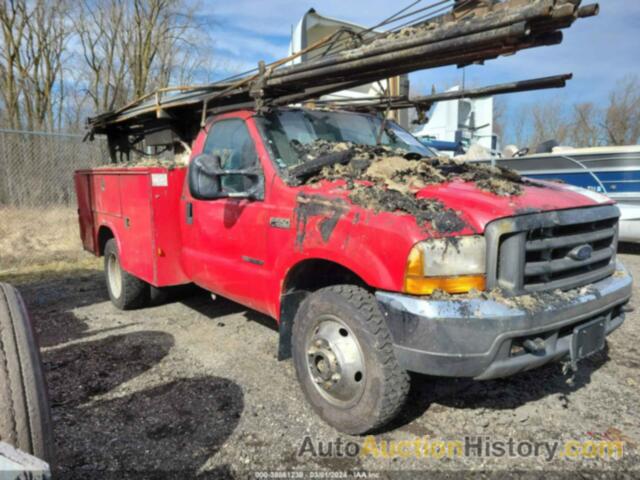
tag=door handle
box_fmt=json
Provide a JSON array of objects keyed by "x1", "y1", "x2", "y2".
[{"x1": 186, "y1": 202, "x2": 193, "y2": 225}]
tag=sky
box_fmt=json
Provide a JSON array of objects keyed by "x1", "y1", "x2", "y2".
[{"x1": 199, "y1": 0, "x2": 639, "y2": 136}]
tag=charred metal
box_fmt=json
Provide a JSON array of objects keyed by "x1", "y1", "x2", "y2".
[{"x1": 294, "y1": 193, "x2": 348, "y2": 249}]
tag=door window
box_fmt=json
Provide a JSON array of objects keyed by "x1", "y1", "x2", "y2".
[{"x1": 203, "y1": 119, "x2": 259, "y2": 193}]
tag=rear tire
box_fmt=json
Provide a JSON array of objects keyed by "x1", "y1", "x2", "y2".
[
  {"x1": 292, "y1": 285, "x2": 409, "y2": 434},
  {"x1": 104, "y1": 239, "x2": 149, "y2": 310},
  {"x1": 0, "y1": 283, "x2": 53, "y2": 463}
]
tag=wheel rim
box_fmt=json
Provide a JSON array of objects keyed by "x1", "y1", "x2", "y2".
[
  {"x1": 305, "y1": 315, "x2": 366, "y2": 407},
  {"x1": 107, "y1": 252, "x2": 122, "y2": 299}
]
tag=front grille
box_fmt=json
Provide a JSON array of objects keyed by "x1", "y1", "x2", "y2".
[
  {"x1": 485, "y1": 205, "x2": 619, "y2": 294},
  {"x1": 523, "y1": 216, "x2": 617, "y2": 292}
]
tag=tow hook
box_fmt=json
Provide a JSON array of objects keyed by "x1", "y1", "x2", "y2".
[{"x1": 523, "y1": 338, "x2": 546, "y2": 354}]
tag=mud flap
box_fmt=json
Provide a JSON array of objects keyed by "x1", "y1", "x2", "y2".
[{"x1": 278, "y1": 291, "x2": 309, "y2": 361}]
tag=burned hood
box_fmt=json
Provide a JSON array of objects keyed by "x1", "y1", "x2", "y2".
[
  {"x1": 414, "y1": 180, "x2": 613, "y2": 234},
  {"x1": 289, "y1": 141, "x2": 614, "y2": 236}
]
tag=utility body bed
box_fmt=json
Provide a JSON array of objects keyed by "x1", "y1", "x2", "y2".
[{"x1": 75, "y1": 167, "x2": 189, "y2": 287}]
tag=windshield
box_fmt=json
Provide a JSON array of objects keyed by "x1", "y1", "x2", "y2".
[{"x1": 256, "y1": 109, "x2": 435, "y2": 170}]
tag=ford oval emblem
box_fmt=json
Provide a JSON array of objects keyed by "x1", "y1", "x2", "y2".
[{"x1": 568, "y1": 244, "x2": 593, "y2": 261}]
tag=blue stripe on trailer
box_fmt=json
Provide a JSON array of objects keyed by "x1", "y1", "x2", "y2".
[
  {"x1": 526, "y1": 171, "x2": 640, "y2": 195},
  {"x1": 525, "y1": 172, "x2": 606, "y2": 192}
]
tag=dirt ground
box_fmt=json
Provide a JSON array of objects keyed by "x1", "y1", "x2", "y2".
[
  {"x1": 3, "y1": 208, "x2": 639, "y2": 477},
  {"x1": 0, "y1": 207, "x2": 97, "y2": 278}
]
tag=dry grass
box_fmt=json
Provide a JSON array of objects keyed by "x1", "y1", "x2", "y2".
[{"x1": 0, "y1": 207, "x2": 100, "y2": 283}]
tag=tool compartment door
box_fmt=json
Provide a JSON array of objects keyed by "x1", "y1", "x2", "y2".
[
  {"x1": 117, "y1": 173, "x2": 155, "y2": 283},
  {"x1": 150, "y1": 168, "x2": 189, "y2": 286},
  {"x1": 90, "y1": 173, "x2": 122, "y2": 216},
  {"x1": 74, "y1": 172, "x2": 96, "y2": 253}
]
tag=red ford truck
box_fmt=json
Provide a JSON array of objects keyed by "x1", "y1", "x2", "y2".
[{"x1": 75, "y1": 107, "x2": 632, "y2": 434}]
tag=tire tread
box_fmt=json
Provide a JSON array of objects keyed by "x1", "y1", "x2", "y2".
[
  {"x1": 326, "y1": 285, "x2": 410, "y2": 429},
  {"x1": 0, "y1": 287, "x2": 19, "y2": 446}
]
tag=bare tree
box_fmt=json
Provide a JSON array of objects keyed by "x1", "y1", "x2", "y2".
[
  {"x1": 0, "y1": 0, "x2": 30, "y2": 129},
  {"x1": 570, "y1": 102, "x2": 602, "y2": 147},
  {"x1": 529, "y1": 98, "x2": 570, "y2": 148},
  {"x1": 500, "y1": 78, "x2": 640, "y2": 149},
  {"x1": 507, "y1": 105, "x2": 530, "y2": 148},
  {"x1": 74, "y1": 0, "x2": 131, "y2": 113},
  {"x1": 603, "y1": 75, "x2": 640, "y2": 145},
  {"x1": 127, "y1": 0, "x2": 204, "y2": 97},
  {"x1": 22, "y1": 0, "x2": 70, "y2": 130},
  {"x1": 71, "y1": 0, "x2": 209, "y2": 120},
  {"x1": 62, "y1": 85, "x2": 92, "y2": 133},
  {"x1": 492, "y1": 97, "x2": 506, "y2": 144},
  {"x1": 0, "y1": 0, "x2": 70, "y2": 130}
]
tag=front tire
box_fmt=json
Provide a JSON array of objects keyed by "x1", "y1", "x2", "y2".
[
  {"x1": 292, "y1": 285, "x2": 409, "y2": 434},
  {"x1": 104, "y1": 239, "x2": 149, "y2": 310}
]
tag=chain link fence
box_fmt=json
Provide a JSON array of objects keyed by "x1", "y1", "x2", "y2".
[{"x1": 0, "y1": 129, "x2": 109, "y2": 207}]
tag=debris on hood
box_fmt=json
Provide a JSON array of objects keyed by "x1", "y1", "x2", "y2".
[
  {"x1": 349, "y1": 186, "x2": 467, "y2": 234},
  {"x1": 288, "y1": 140, "x2": 524, "y2": 195},
  {"x1": 287, "y1": 140, "x2": 526, "y2": 232}
]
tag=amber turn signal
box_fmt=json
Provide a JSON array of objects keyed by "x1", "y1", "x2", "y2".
[{"x1": 404, "y1": 275, "x2": 486, "y2": 295}]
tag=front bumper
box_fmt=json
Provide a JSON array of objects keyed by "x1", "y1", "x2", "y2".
[{"x1": 376, "y1": 262, "x2": 633, "y2": 380}]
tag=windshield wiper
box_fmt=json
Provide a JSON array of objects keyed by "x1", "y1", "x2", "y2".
[{"x1": 288, "y1": 150, "x2": 354, "y2": 182}]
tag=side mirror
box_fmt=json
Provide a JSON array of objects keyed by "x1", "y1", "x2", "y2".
[{"x1": 188, "y1": 153, "x2": 264, "y2": 200}]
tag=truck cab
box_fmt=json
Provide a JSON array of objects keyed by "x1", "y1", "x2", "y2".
[{"x1": 75, "y1": 107, "x2": 633, "y2": 434}]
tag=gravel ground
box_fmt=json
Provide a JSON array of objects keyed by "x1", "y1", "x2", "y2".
[{"x1": 18, "y1": 247, "x2": 640, "y2": 478}]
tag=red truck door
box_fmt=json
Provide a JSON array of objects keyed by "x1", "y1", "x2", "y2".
[{"x1": 181, "y1": 117, "x2": 271, "y2": 313}]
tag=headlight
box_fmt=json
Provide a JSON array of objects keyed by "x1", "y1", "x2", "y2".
[{"x1": 404, "y1": 236, "x2": 486, "y2": 295}]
